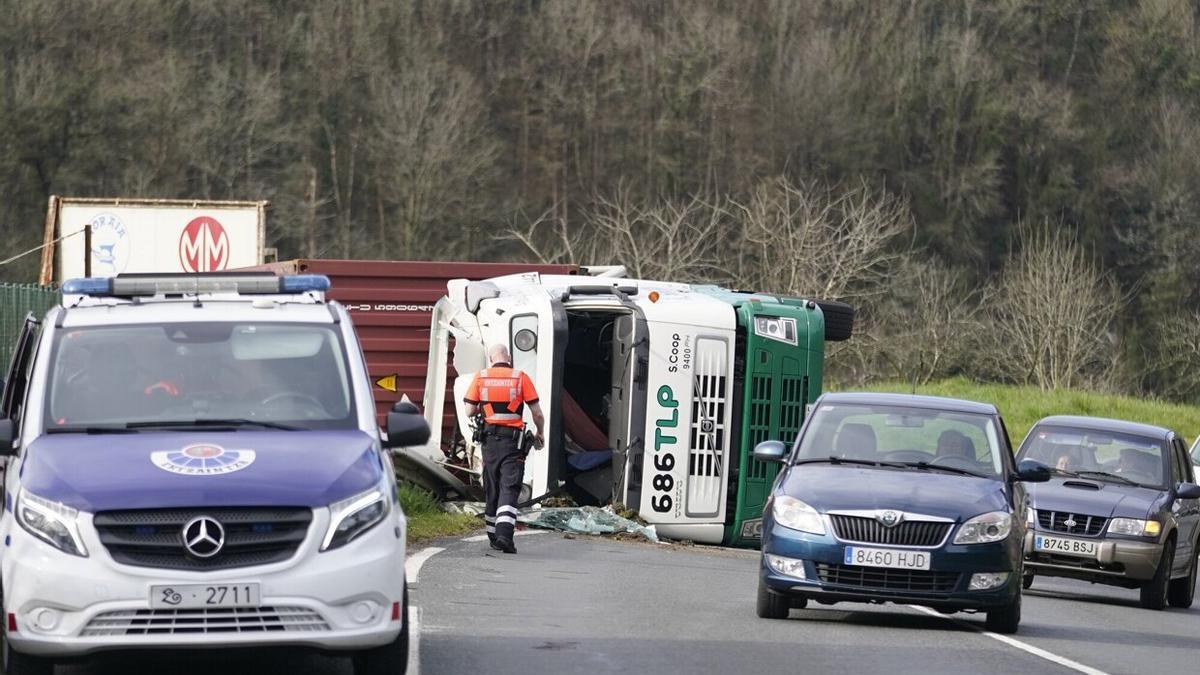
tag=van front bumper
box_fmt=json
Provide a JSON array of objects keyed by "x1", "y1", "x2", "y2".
[
  {"x1": 1022, "y1": 530, "x2": 1162, "y2": 583},
  {"x1": 1, "y1": 510, "x2": 407, "y2": 657}
]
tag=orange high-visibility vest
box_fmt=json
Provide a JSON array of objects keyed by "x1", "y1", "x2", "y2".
[{"x1": 464, "y1": 364, "x2": 539, "y2": 428}]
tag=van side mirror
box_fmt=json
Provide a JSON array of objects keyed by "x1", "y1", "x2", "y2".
[
  {"x1": 1176, "y1": 482, "x2": 1200, "y2": 499},
  {"x1": 0, "y1": 419, "x2": 14, "y2": 455},
  {"x1": 384, "y1": 405, "x2": 430, "y2": 449},
  {"x1": 753, "y1": 440, "x2": 788, "y2": 464},
  {"x1": 1014, "y1": 459, "x2": 1051, "y2": 483}
]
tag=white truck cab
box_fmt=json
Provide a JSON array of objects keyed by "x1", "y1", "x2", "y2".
[{"x1": 0, "y1": 273, "x2": 427, "y2": 674}]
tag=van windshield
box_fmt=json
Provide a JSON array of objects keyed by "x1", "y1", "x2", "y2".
[
  {"x1": 794, "y1": 403, "x2": 1005, "y2": 479},
  {"x1": 43, "y1": 322, "x2": 356, "y2": 431}
]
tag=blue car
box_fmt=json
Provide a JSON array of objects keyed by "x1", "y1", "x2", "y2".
[{"x1": 755, "y1": 393, "x2": 1050, "y2": 633}]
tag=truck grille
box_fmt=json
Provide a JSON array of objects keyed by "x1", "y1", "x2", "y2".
[
  {"x1": 816, "y1": 563, "x2": 960, "y2": 593},
  {"x1": 81, "y1": 607, "x2": 329, "y2": 636},
  {"x1": 685, "y1": 337, "x2": 730, "y2": 518},
  {"x1": 1036, "y1": 510, "x2": 1107, "y2": 536},
  {"x1": 94, "y1": 508, "x2": 312, "y2": 570},
  {"x1": 830, "y1": 515, "x2": 952, "y2": 547}
]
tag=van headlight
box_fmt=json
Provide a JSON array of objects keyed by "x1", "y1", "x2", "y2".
[
  {"x1": 772, "y1": 496, "x2": 826, "y2": 535},
  {"x1": 1107, "y1": 518, "x2": 1161, "y2": 538},
  {"x1": 16, "y1": 489, "x2": 88, "y2": 557},
  {"x1": 321, "y1": 487, "x2": 390, "y2": 552},
  {"x1": 953, "y1": 511, "x2": 1012, "y2": 544}
]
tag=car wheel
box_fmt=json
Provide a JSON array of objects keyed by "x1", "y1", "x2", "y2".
[
  {"x1": 1139, "y1": 539, "x2": 1174, "y2": 610},
  {"x1": 1021, "y1": 572, "x2": 1034, "y2": 590},
  {"x1": 1166, "y1": 543, "x2": 1196, "y2": 609},
  {"x1": 353, "y1": 586, "x2": 409, "y2": 675},
  {"x1": 984, "y1": 592, "x2": 1021, "y2": 634},
  {"x1": 756, "y1": 579, "x2": 790, "y2": 619},
  {"x1": 2, "y1": 624, "x2": 53, "y2": 675}
]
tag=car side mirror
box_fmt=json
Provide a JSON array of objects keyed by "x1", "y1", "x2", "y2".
[
  {"x1": 384, "y1": 404, "x2": 430, "y2": 449},
  {"x1": 1176, "y1": 482, "x2": 1200, "y2": 499},
  {"x1": 1014, "y1": 459, "x2": 1051, "y2": 483},
  {"x1": 753, "y1": 440, "x2": 788, "y2": 464},
  {"x1": 0, "y1": 419, "x2": 14, "y2": 455}
]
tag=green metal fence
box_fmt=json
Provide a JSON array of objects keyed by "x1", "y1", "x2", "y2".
[{"x1": 1, "y1": 283, "x2": 57, "y2": 368}]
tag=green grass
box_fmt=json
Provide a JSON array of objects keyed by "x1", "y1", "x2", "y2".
[
  {"x1": 853, "y1": 377, "x2": 1200, "y2": 447},
  {"x1": 399, "y1": 483, "x2": 480, "y2": 545}
]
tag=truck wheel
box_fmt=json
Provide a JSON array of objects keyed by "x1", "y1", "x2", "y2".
[
  {"x1": 814, "y1": 300, "x2": 854, "y2": 342},
  {"x1": 984, "y1": 592, "x2": 1021, "y2": 634},
  {"x1": 353, "y1": 586, "x2": 409, "y2": 675},
  {"x1": 2, "y1": 626, "x2": 53, "y2": 675},
  {"x1": 1167, "y1": 543, "x2": 1196, "y2": 609},
  {"x1": 1139, "y1": 540, "x2": 1174, "y2": 610},
  {"x1": 756, "y1": 579, "x2": 790, "y2": 619}
]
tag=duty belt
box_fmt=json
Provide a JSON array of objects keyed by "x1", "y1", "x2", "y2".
[{"x1": 484, "y1": 424, "x2": 521, "y2": 439}]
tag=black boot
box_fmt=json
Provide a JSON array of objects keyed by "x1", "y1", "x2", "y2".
[{"x1": 495, "y1": 537, "x2": 517, "y2": 554}]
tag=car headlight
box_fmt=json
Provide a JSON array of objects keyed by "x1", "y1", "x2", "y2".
[
  {"x1": 16, "y1": 489, "x2": 88, "y2": 557},
  {"x1": 772, "y1": 496, "x2": 826, "y2": 535},
  {"x1": 1107, "y1": 518, "x2": 1161, "y2": 538},
  {"x1": 321, "y1": 487, "x2": 390, "y2": 552},
  {"x1": 953, "y1": 511, "x2": 1012, "y2": 545}
]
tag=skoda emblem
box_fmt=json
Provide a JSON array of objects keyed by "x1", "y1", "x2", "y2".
[
  {"x1": 877, "y1": 510, "x2": 902, "y2": 528},
  {"x1": 182, "y1": 516, "x2": 225, "y2": 559}
]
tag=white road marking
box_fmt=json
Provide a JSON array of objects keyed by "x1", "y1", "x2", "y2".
[
  {"x1": 405, "y1": 546, "x2": 445, "y2": 586},
  {"x1": 461, "y1": 529, "x2": 550, "y2": 543},
  {"x1": 907, "y1": 605, "x2": 1110, "y2": 675},
  {"x1": 406, "y1": 604, "x2": 421, "y2": 675}
]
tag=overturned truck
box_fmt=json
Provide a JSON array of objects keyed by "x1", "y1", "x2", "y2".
[{"x1": 409, "y1": 270, "x2": 852, "y2": 548}]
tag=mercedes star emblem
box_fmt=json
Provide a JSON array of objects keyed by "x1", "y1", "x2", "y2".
[
  {"x1": 182, "y1": 516, "x2": 226, "y2": 558},
  {"x1": 878, "y1": 510, "x2": 902, "y2": 527}
]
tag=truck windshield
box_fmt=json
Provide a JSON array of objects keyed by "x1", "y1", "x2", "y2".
[
  {"x1": 794, "y1": 403, "x2": 1004, "y2": 478},
  {"x1": 43, "y1": 322, "x2": 356, "y2": 431}
]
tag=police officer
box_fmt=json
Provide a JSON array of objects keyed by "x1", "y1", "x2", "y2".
[{"x1": 464, "y1": 345, "x2": 544, "y2": 554}]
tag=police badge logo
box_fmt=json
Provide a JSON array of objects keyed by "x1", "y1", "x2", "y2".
[{"x1": 151, "y1": 444, "x2": 257, "y2": 476}]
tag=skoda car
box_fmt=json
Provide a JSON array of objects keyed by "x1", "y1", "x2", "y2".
[
  {"x1": 1017, "y1": 416, "x2": 1200, "y2": 609},
  {"x1": 0, "y1": 274, "x2": 428, "y2": 675},
  {"x1": 755, "y1": 393, "x2": 1049, "y2": 634}
]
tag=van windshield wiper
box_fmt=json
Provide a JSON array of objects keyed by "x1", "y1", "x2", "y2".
[
  {"x1": 899, "y1": 461, "x2": 988, "y2": 478},
  {"x1": 44, "y1": 425, "x2": 140, "y2": 434},
  {"x1": 125, "y1": 418, "x2": 302, "y2": 431},
  {"x1": 794, "y1": 456, "x2": 904, "y2": 469},
  {"x1": 1074, "y1": 470, "x2": 1143, "y2": 487}
]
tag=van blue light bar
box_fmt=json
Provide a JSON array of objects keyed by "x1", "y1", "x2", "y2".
[{"x1": 61, "y1": 273, "x2": 331, "y2": 297}]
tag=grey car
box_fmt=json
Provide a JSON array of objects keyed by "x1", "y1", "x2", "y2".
[{"x1": 1016, "y1": 415, "x2": 1200, "y2": 609}]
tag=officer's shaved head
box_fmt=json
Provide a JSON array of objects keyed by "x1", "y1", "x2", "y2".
[{"x1": 488, "y1": 344, "x2": 512, "y2": 364}]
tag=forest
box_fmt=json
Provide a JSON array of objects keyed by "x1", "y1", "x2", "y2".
[{"x1": 1, "y1": 0, "x2": 1199, "y2": 398}]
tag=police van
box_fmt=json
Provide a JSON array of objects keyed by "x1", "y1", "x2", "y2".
[{"x1": 0, "y1": 273, "x2": 427, "y2": 674}]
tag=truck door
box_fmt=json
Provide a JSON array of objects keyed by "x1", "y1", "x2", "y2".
[{"x1": 609, "y1": 313, "x2": 648, "y2": 509}]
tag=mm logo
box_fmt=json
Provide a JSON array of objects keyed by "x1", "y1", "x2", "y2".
[{"x1": 179, "y1": 216, "x2": 230, "y2": 272}]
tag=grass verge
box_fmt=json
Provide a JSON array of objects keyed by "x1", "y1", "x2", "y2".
[
  {"x1": 855, "y1": 376, "x2": 1200, "y2": 445},
  {"x1": 399, "y1": 483, "x2": 480, "y2": 545}
]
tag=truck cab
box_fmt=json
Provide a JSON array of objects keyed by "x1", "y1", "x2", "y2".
[
  {"x1": 415, "y1": 271, "x2": 850, "y2": 547},
  {"x1": 0, "y1": 273, "x2": 426, "y2": 675}
]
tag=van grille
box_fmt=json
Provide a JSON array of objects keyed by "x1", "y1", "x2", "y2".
[
  {"x1": 93, "y1": 508, "x2": 312, "y2": 570},
  {"x1": 81, "y1": 607, "x2": 329, "y2": 636},
  {"x1": 816, "y1": 563, "x2": 960, "y2": 593},
  {"x1": 1035, "y1": 510, "x2": 1107, "y2": 537},
  {"x1": 830, "y1": 515, "x2": 952, "y2": 547}
]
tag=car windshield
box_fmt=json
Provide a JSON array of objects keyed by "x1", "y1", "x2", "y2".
[
  {"x1": 1017, "y1": 425, "x2": 1166, "y2": 488},
  {"x1": 794, "y1": 403, "x2": 1005, "y2": 478},
  {"x1": 43, "y1": 322, "x2": 356, "y2": 431}
]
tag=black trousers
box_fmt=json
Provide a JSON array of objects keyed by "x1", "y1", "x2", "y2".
[{"x1": 482, "y1": 431, "x2": 524, "y2": 543}]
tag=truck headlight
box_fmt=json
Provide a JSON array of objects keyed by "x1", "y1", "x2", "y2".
[
  {"x1": 321, "y1": 487, "x2": 390, "y2": 552},
  {"x1": 1107, "y1": 518, "x2": 1161, "y2": 537},
  {"x1": 953, "y1": 511, "x2": 1012, "y2": 545},
  {"x1": 16, "y1": 489, "x2": 88, "y2": 557},
  {"x1": 772, "y1": 496, "x2": 826, "y2": 535}
]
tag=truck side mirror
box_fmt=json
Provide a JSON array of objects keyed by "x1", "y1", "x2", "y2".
[
  {"x1": 0, "y1": 419, "x2": 14, "y2": 455},
  {"x1": 1176, "y1": 482, "x2": 1200, "y2": 500},
  {"x1": 753, "y1": 440, "x2": 788, "y2": 464},
  {"x1": 1014, "y1": 459, "x2": 1051, "y2": 483},
  {"x1": 384, "y1": 406, "x2": 430, "y2": 449}
]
